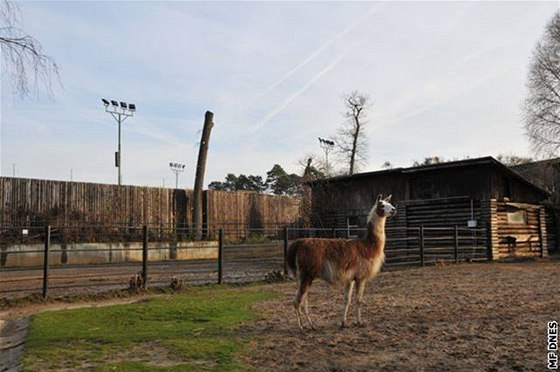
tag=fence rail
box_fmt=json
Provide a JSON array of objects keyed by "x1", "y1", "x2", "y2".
[{"x1": 0, "y1": 225, "x2": 489, "y2": 300}]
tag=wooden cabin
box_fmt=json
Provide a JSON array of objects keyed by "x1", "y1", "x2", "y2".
[{"x1": 308, "y1": 157, "x2": 553, "y2": 260}]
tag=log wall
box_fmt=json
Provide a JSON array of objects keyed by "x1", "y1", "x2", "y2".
[{"x1": 493, "y1": 201, "x2": 548, "y2": 259}]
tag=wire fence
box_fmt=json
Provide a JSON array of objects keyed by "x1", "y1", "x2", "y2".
[{"x1": 0, "y1": 225, "x2": 489, "y2": 300}]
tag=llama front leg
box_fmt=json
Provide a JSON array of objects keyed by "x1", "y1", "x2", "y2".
[
  {"x1": 341, "y1": 280, "x2": 355, "y2": 328},
  {"x1": 355, "y1": 279, "x2": 367, "y2": 326}
]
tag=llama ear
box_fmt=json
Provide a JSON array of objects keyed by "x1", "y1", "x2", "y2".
[
  {"x1": 375, "y1": 194, "x2": 382, "y2": 203},
  {"x1": 384, "y1": 194, "x2": 392, "y2": 202}
]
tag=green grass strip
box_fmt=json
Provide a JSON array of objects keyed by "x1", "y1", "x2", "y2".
[{"x1": 23, "y1": 285, "x2": 279, "y2": 371}]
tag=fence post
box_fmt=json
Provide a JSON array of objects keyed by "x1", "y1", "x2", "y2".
[
  {"x1": 42, "y1": 225, "x2": 51, "y2": 299},
  {"x1": 142, "y1": 225, "x2": 148, "y2": 289},
  {"x1": 283, "y1": 227, "x2": 289, "y2": 276},
  {"x1": 218, "y1": 229, "x2": 224, "y2": 284},
  {"x1": 419, "y1": 226, "x2": 425, "y2": 267},
  {"x1": 454, "y1": 225, "x2": 459, "y2": 264},
  {"x1": 331, "y1": 227, "x2": 336, "y2": 239}
]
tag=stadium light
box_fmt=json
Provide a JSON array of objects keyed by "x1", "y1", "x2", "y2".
[
  {"x1": 318, "y1": 137, "x2": 335, "y2": 176},
  {"x1": 101, "y1": 98, "x2": 136, "y2": 186},
  {"x1": 169, "y1": 162, "x2": 186, "y2": 189}
]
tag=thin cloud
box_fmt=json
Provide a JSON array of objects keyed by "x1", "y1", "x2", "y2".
[
  {"x1": 262, "y1": 3, "x2": 385, "y2": 95},
  {"x1": 252, "y1": 42, "x2": 358, "y2": 133}
]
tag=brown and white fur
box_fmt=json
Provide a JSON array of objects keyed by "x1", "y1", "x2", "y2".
[{"x1": 287, "y1": 194, "x2": 396, "y2": 329}]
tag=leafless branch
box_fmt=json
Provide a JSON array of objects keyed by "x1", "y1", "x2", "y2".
[
  {"x1": 335, "y1": 90, "x2": 371, "y2": 175},
  {"x1": 524, "y1": 11, "x2": 560, "y2": 157},
  {"x1": 0, "y1": 0, "x2": 60, "y2": 97}
]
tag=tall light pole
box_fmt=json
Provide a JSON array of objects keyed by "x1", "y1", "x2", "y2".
[
  {"x1": 318, "y1": 137, "x2": 335, "y2": 176},
  {"x1": 102, "y1": 98, "x2": 135, "y2": 186},
  {"x1": 169, "y1": 162, "x2": 186, "y2": 189}
]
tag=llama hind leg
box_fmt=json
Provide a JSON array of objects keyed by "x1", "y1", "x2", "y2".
[
  {"x1": 355, "y1": 279, "x2": 367, "y2": 326},
  {"x1": 293, "y1": 300, "x2": 303, "y2": 330},
  {"x1": 341, "y1": 280, "x2": 355, "y2": 328},
  {"x1": 293, "y1": 279, "x2": 312, "y2": 330},
  {"x1": 301, "y1": 292, "x2": 316, "y2": 330}
]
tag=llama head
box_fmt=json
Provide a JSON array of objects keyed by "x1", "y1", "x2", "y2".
[{"x1": 372, "y1": 194, "x2": 396, "y2": 218}]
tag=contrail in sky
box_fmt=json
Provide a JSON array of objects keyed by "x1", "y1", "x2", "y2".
[
  {"x1": 252, "y1": 42, "x2": 358, "y2": 133},
  {"x1": 262, "y1": 3, "x2": 385, "y2": 95}
]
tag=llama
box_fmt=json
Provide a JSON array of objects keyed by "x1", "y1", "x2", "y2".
[{"x1": 286, "y1": 194, "x2": 396, "y2": 329}]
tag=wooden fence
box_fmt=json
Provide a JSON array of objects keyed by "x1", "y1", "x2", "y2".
[
  {"x1": 1, "y1": 225, "x2": 490, "y2": 301},
  {"x1": 0, "y1": 177, "x2": 302, "y2": 231},
  {"x1": 205, "y1": 190, "x2": 302, "y2": 229}
]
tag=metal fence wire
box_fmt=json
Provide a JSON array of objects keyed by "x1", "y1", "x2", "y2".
[{"x1": 0, "y1": 225, "x2": 489, "y2": 300}]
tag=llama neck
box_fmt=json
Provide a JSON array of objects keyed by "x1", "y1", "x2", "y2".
[{"x1": 364, "y1": 214, "x2": 386, "y2": 248}]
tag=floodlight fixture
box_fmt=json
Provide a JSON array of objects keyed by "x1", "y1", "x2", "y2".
[
  {"x1": 169, "y1": 162, "x2": 186, "y2": 189},
  {"x1": 318, "y1": 137, "x2": 335, "y2": 177},
  {"x1": 101, "y1": 97, "x2": 136, "y2": 186}
]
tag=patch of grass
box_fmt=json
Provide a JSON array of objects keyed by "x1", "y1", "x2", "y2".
[
  {"x1": 23, "y1": 285, "x2": 279, "y2": 371},
  {"x1": 241, "y1": 233, "x2": 270, "y2": 244}
]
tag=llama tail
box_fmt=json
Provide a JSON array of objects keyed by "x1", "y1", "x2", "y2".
[{"x1": 286, "y1": 240, "x2": 299, "y2": 276}]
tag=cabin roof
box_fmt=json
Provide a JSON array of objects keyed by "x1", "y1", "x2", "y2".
[{"x1": 308, "y1": 156, "x2": 550, "y2": 197}]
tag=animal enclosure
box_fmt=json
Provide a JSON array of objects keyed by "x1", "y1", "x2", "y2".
[{"x1": 1, "y1": 225, "x2": 490, "y2": 301}]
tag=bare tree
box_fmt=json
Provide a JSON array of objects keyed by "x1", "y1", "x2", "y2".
[
  {"x1": 193, "y1": 111, "x2": 214, "y2": 240},
  {"x1": 296, "y1": 153, "x2": 326, "y2": 179},
  {"x1": 524, "y1": 11, "x2": 560, "y2": 157},
  {"x1": 381, "y1": 161, "x2": 393, "y2": 170},
  {"x1": 336, "y1": 91, "x2": 371, "y2": 175},
  {"x1": 412, "y1": 156, "x2": 446, "y2": 167},
  {"x1": 496, "y1": 154, "x2": 534, "y2": 167},
  {"x1": 0, "y1": 0, "x2": 60, "y2": 97}
]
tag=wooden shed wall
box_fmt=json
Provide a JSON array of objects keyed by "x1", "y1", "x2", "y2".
[
  {"x1": 403, "y1": 197, "x2": 483, "y2": 229},
  {"x1": 407, "y1": 166, "x2": 492, "y2": 200},
  {"x1": 491, "y1": 174, "x2": 547, "y2": 204},
  {"x1": 310, "y1": 173, "x2": 407, "y2": 228}
]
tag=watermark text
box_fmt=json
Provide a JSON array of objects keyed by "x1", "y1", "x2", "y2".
[{"x1": 549, "y1": 321, "x2": 558, "y2": 370}]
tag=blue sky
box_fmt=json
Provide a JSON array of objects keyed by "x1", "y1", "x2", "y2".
[{"x1": 1, "y1": 1, "x2": 558, "y2": 188}]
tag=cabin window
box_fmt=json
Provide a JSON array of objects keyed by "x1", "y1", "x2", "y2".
[{"x1": 507, "y1": 210, "x2": 527, "y2": 224}]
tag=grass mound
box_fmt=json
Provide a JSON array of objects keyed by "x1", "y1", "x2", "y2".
[{"x1": 23, "y1": 285, "x2": 279, "y2": 371}]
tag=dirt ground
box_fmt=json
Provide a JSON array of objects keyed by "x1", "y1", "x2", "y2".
[
  {"x1": 241, "y1": 260, "x2": 559, "y2": 371},
  {"x1": 2, "y1": 260, "x2": 558, "y2": 371}
]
